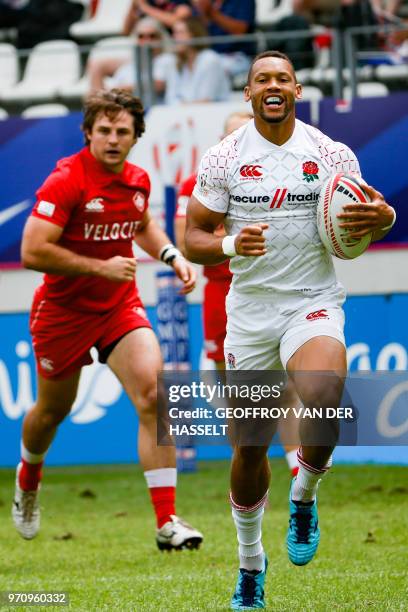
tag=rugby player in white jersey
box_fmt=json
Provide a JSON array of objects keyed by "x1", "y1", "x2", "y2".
[{"x1": 185, "y1": 51, "x2": 396, "y2": 609}]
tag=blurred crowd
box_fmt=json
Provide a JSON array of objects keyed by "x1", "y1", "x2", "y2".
[{"x1": 1, "y1": 0, "x2": 407, "y2": 105}]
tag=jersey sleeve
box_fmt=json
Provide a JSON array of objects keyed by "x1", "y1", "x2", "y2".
[
  {"x1": 137, "y1": 169, "x2": 151, "y2": 211},
  {"x1": 317, "y1": 133, "x2": 361, "y2": 178},
  {"x1": 32, "y1": 161, "x2": 81, "y2": 227},
  {"x1": 192, "y1": 141, "x2": 232, "y2": 214}
]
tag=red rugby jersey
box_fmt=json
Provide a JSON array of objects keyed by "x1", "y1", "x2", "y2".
[
  {"x1": 31, "y1": 147, "x2": 150, "y2": 312},
  {"x1": 176, "y1": 173, "x2": 232, "y2": 282}
]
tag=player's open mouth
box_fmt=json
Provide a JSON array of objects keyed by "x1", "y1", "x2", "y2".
[
  {"x1": 106, "y1": 150, "x2": 120, "y2": 156},
  {"x1": 264, "y1": 96, "x2": 284, "y2": 108}
]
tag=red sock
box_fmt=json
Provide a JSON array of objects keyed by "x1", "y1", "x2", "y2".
[
  {"x1": 292, "y1": 466, "x2": 299, "y2": 477},
  {"x1": 148, "y1": 486, "x2": 176, "y2": 528},
  {"x1": 19, "y1": 459, "x2": 43, "y2": 491}
]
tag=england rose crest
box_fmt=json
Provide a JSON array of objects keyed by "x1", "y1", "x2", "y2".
[{"x1": 302, "y1": 161, "x2": 319, "y2": 182}]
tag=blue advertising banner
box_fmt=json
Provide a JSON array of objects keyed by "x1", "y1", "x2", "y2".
[
  {"x1": 0, "y1": 114, "x2": 83, "y2": 264},
  {"x1": 319, "y1": 93, "x2": 408, "y2": 244},
  {"x1": 0, "y1": 296, "x2": 407, "y2": 466},
  {"x1": 1, "y1": 95, "x2": 407, "y2": 265}
]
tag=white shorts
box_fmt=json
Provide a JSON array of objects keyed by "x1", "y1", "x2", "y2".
[{"x1": 224, "y1": 287, "x2": 346, "y2": 371}]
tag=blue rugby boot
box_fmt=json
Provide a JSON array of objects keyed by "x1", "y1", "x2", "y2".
[
  {"x1": 286, "y1": 478, "x2": 320, "y2": 566},
  {"x1": 231, "y1": 556, "x2": 268, "y2": 610}
]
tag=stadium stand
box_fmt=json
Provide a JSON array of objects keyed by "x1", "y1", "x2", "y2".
[
  {"x1": 70, "y1": 0, "x2": 133, "y2": 40},
  {"x1": 256, "y1": 0, "x2": 295, "y2": 28},
  {"x1": 343, "y1": 80, "x2": 389, "y2": 97},
  {"x1": 376, "y1": 61, "x2": 408, "y2": 80},
  {"x1": 0, "y1": 40, "x2": 80, "y2": 104},
  {"x1": 59, "y1": 36, "x2": 133, "y2": 102},
  {"x1": 0, "y1": 0, "x2": 406, "y2": 111},
  {"x1": 0, "y1": 43, "x2": 19, "y2": 89},
  {"x1": 21, "y1": 103, "x2": 70, "y2": 118}
]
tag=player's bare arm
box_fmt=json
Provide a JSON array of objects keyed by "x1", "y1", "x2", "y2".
[
  {"x1": 174, "y1": 216, "x2": 187, "y2": 255},
  {"x1": 185, "y1": 196, "x2": 269, "y2": 264},
  {"x1": 134, "y1": 209, "x2": 197, "y2": 294},
  {"x1": 337, "y1": 184, "x2": 396, "y2": 241},
  {"x1": 176, "y1": 217, "x2": 226, "y2": 256},
  {"x1": 21, "y1": 216, "x2": 137, "y2": 282}
]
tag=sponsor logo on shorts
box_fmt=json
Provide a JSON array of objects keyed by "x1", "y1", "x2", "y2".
[
  {"x1": 227, "y1": 352, "x2": 236, "y2": 369},
  {"x1": 133, "y1": 190, "x2": 146, "y2": 212},
  {"x1": 231, "y1": 194, "x2": 270, "y2": 204},
  {"x1": 270, "y1": 189, "x2": 319, "y2": 208},
  {"x1": 85, "y1": 198, "x2": 104, "y2": 212},
  {"x1": 239, "y1": 165, "x2": 264, "y2": 180},
  {"x1": 40, "y1": 357, "x2": 54, "y2": 371},
  {"x1": 306, "y1": 309, "x2": 329, "y2": 321},
  {"x1": 37, "y1": 200, "x2": 55, "y2": 217}
]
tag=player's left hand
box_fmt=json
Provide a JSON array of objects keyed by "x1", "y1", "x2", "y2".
[
  {"x1": 337, "y1": 184, "x2": 395, "y2": 238},
  {"x1": 173, "y1": 256, "x2": 197, "y2": 294}
]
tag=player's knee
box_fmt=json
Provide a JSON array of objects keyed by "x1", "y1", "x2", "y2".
[
  {"x1": 297, "y1": 378, "x2": 344, "y2": 409},
  {"x1": 235, "y1": 446, "x2": 268, "y2": 467},
  {"x1": 135, "y1": 384, "x2": 158, "y2": 420},
  {"x1": 35, "y1": 404, "x2": 71, "y2": 428}
]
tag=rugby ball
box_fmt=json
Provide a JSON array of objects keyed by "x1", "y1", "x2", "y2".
[{"x1": 317, "y1": 173, "x2": 372, "y2": 260}]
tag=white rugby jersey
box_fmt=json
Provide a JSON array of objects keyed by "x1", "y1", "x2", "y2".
[{"x1": 193, "y1": 118, "x2": 361, "y2": 296}]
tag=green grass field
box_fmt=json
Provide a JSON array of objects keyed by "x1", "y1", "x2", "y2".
[{"x1": 0, "y1": 461, "x2": 407, "y2": 611}]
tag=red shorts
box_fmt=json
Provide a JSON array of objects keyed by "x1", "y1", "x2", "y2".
[
  {"x1": 203, "y1": 279, "x2": 231, "y2": 362},
  {"x1": 30, "y1": 288, "x2": 151, "y2": 380}
]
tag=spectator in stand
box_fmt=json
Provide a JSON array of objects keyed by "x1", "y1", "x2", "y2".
[
  {"x1": 333, "y1": 0, "x2": 380, "y2": 50},
  {"x1": 88, "y1": 17, "x2": 172, "y2": 100},
  {"x1": 371, "y1": 0, "x2": 402, "y2": 18},
  {"x1": 9, "y1": 0, "x2": 84, "y2": 49},
  {"x1": 163, "y1": 16, "x2": 231, "y2": 104},
  {"x1": 0, "y1": 0, "x2": 30, "y2": 29},
  {"x1": 297, "y1": 0, "x2": 340, "y2": 25},
  {"x1": 192, "y1": 0, "x2": 256, "y2": 77},
  {"x1": 261, "y1": 0, "x2": 316, "y2": 70},
  {"x1": 123, "y1": 0, "x2": 193, "y2": 35}
]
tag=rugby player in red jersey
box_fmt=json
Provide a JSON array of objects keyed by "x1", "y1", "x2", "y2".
[{"x1": 12, "y1": 89, "x2": 203, "y2": 551}]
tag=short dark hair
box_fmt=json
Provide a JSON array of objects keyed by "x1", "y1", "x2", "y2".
[
  {"x1": 82, "y1": 89, "x2": 145, "y2": 144},
  {"x1": 247, "y1": 51, "x2": 296, "y2": 84}
]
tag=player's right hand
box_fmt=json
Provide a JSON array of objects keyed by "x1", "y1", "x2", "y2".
[
  {"x1": 100, "y1": 256, "x2": 137, "y2": 282},
  {"x1": 235, "y1": 224, "x2": 269, "y2": 257}
]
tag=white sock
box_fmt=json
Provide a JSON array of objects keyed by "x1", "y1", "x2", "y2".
[
  {"x1": 291, "y1": 465, "x2": 322, "y2": 502},
  {"x1": 231, "y1": 493, "x2": 267, "y2": 571},
  {"x1": 285, "y1": 449, "x2": 299, "y2": 472},
  {"x1": 291, "y1": 450, "x2": 333, "y2": 502},
  {"x1": 21, "y1": 442, "x2": 46, "y2": 464},
  {"x1": 144, "y1": 468, "x2": 177, "y2": 488}
]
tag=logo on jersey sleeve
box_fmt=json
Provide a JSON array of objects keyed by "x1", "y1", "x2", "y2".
[
  {"x1": 302, "y1": 161, "x2": 319, "y2": 182},
  {"x1": 239, "y1": 165, "x2": 264, "y2": 181},
  {"x1": 133, "y1": 191, "x2": 146, "y2": 212},
  {"x1": 37, "y1": 200, "x2": 55, "y2": 217},
  {"x1": 85, "y1": 198, "x2": 104, "y2": 212}
]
